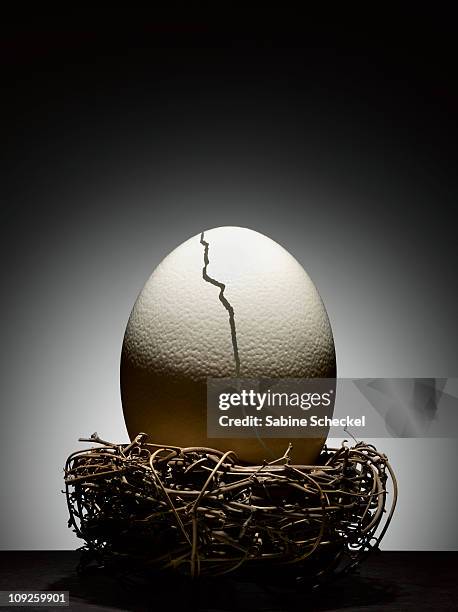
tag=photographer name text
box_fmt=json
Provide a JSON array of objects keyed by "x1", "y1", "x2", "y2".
[{"x1": 218, "y1": 415, "x2": 366, "y2": 428}]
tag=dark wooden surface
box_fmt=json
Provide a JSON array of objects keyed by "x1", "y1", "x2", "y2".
[{"x1": 0, "y1": 551, "x2": 457, "y2": 611}]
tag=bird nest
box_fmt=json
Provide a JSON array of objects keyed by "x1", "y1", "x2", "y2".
[{"x1": 64, "y1": 433, "x2": 397, "y2": 587}]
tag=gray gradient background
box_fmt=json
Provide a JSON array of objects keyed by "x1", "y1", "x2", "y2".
[{"x1": 2, "y1": 25, "x2": 457, "y2": 550}]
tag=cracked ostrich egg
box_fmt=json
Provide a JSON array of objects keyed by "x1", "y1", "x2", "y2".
[{"x1": 121, "y1": 226, "x2": 336, "y2": 464}]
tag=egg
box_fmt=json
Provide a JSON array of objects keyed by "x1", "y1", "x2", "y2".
[{"x1": 121, "y1": 226, "x2": 336, "y2": 464}]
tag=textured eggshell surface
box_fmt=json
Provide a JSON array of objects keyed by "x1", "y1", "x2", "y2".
[{"x1": 121, "y1": 226, "x2": 336, "y2": 464}]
